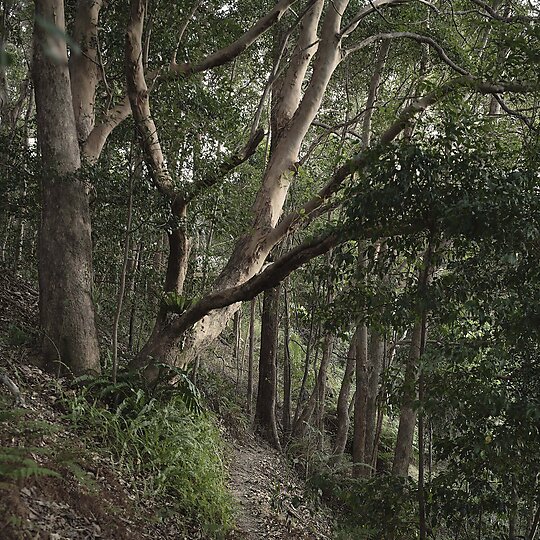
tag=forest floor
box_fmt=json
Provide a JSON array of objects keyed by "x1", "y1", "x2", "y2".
[
  {"x1": 0, "y1": 270, "x2": 333, "y2": 539},
  {"x1": 226, "y1": 436, "x2": 332, "y2": 539}
]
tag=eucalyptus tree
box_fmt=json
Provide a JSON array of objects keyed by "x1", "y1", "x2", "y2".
[
  {"x1": 126, "y1": 0, "x2": 540, "y2": 379},
  {"x1": 25, "y1": 0, "x2": 540, "y2": 378}
]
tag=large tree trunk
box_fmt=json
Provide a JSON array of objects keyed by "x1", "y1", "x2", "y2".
[
  {"x1": 129, "y1": 0, "x2": 347, "y2": 372},
  {"x1": 33, "y1": 0, "x2": 100, "y2": 375},
  {"x1": 134, "y1": 201, "x2": 191, "y2": 373},
  {"x1": 254, "y1": 285, "x2": 281, "y2": 449}
]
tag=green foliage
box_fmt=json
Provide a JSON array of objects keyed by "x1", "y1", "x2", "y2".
[
  {"x1": 4, "y1": 324, "x2": 34, "y2": 347},
  {"x1": 0, "y1": 446, "x2": 61, "y2": 481},
  {"x1": 311, "y1": 466, "x2": 418, "y2": 540},
  {"x1": 162, "y1": 291, "x2": 195, "y2": 314},
  {"x1": 64, "y1": 379, "x2": 233, "y2": 537}
]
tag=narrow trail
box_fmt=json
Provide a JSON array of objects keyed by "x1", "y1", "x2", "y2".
[{"x1": 227, "y1": 437, "x2": 332, "y2": 540}]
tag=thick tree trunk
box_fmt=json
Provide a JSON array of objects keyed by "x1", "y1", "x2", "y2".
[
  {"x1": 131, "y1": 201, "x2": 190, "y2": 373},
  {"x1": 33, "y1": 0, "x2": 100, "y2": 375},
  {"x1": 128, "y1": 0, "x2": 348, "y2": 371},
  {"x1": 254, "y1": 285, "x2": 281, "y2": 449}
]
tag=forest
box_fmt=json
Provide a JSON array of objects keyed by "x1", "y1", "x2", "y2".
[{"x1": 1, "y1": 0, "x2": 540, "y2": 538}]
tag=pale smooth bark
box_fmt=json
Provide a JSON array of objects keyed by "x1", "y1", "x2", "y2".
[{"x1": 69, "y1": 0, "x2": 103, "y2": 142}]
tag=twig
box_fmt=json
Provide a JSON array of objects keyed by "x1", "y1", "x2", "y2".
[{"x1": 0, "y1": 370, "x2": 24, "y2": 406}]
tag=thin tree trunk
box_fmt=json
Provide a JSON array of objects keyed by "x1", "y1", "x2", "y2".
[
  {"x1": 392, "y1": 319, "x2": 423, "y2": 476},
  {"x1": 365, "y1": 330, "x2": 384, "y2": 467},
  {"x1": 293, "y1": 332, "x2": 333, "y2": 439},
  {"x1": 282, "y1": 284, "x2": 292, "y2": 437},
  {"x1": 393, "y1": 245, "x2": 432, "y2": 476},
  {"x1": 33, "y1": 0, "x2": 100, "y2": 375},
  {"x1": 333, "y1": 328, "x2": 358, "y2": 457},
  {"x1": 247, "y1": 297, "x2": 256, "y2": 415},
  {"x1": 352, "y1": 322, "x2": 369, "y2": 477},
  {"x1": 112, "y1": 151, "x2": 135, "y2": 382},
  {"x1": 255, "y1": 285, "x2": 281, "y2": 449},
  {"x1": 418, "y1": 371, "x2": 427, "y2": 540},
  {"x1": 128, "y1": 242, "x2": 142, "y2": 351},
  {"x1": 508, "y1": 475, "x2": 518, "y2": 540},
  {"x1": 293, "y1": 308, "x2": 315, "y2": 426},
  {"x1": 315, "y1": 334, "x2": 333, "y2": 450},
  {"x1": 1, "y1": 215, "x2": 11, "y2": 263},
  {"x1": 529, "y1": 504, "x2": 540, "y2": 540},
  {"x1": 234, "y1": 309, "x2": 242, "y2": 388}
]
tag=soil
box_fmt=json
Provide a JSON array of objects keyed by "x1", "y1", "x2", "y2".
[
  {"x1": 0, "y1": 270, "x2": 334, "y2": 539},
  {"x1": 227, "y1": 438, "x2": 332, "y2": 539}
]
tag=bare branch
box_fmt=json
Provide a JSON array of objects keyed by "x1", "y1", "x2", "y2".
[
  {"x1": 171, "y1": 1, "x2": 202, "y2": 66},
  {"x1": 468, "y1": 0, "x2": 538, "y2": 23},
  {"x1": 344, "y1": 32, "x2": 470, "y2": 76},
  {"x1": 126, "y1": 0, "x2": 178, "y2": 201},
  {"x1": 340, "y1": 0, "x2": 405, "y2": 38},
  {"x1": 186, "y1": 128, "x2": 266, "y2": 202},
  {"x1": 491, "y1": 93, "x2": 534, "y2": 127}
]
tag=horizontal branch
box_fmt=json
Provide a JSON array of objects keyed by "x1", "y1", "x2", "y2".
[
  {"x1": 344, "y1": 32, "x2": 469, "y2": 76},
  {"x1": 468, "y1": 0, "x2": 539, "y2": 23},
  {"x1": 169, "y1": 230, "x2": 345, "y2": 336}
]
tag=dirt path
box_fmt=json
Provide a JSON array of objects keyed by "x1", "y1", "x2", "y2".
[{"x1": 227, "y1": 438, "x2": 333, "y2": 540}]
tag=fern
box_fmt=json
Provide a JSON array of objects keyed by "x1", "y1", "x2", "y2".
[{"x1": 0, "y1": 447, "x2": 60, "y2": 479}]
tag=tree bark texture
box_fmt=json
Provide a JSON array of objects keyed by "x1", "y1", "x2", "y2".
[
  {"x1": 282, "y1": 284, "x2": 292, "y2": 437},
  {"x1": 333, "y1": 328, "x2": 358, "y2": 457},
  {"x1": 392, "y1": 319, "x2": 423, "y2": 476},
  {"x1": 255, "y1": 285, "x2": 281, "y2": 449},
  {"x1": 352, "y1": 323, "x2": 369, "y2": 477},
  {"x1": 33, "y1": 0, "x2": 100, "y2": 375},
  {"x1": 247, "y1": 297, "x2": 256, "y2": 415}
]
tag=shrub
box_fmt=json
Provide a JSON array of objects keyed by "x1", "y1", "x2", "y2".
[{"x1": 64, "y1": 379, "x2": 233, "y2": 537}]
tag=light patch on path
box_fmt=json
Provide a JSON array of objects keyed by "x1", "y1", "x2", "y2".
[{"x1": 227, "y1": 438, "x2": 332, "y2": 539}]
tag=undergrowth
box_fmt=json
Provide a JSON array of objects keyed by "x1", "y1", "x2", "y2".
[
  {"x1": 63, "y1": 372, "x2": 234, "y2": 538},
  {"x1": 310, "y1": 459, "x2": 418, "y2": 539}
]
